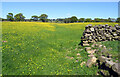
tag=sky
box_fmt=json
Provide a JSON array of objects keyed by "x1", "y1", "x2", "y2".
[
  {"x1": 1, "y1": 0, "x2": 120, "y2": 2},
  {"x1": 2, "y1": 2, "x2": 118, "y2": 19}
]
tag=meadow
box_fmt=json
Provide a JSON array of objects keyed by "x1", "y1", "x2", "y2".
[{"x1": 2, "y1": 22, "x2": 118, "y2": 75}]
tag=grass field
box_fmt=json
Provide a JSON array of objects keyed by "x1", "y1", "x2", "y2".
[
  {"x1": 2, "y1": 22, "x2": 118, "y2": 75},
  {"x1": 101, "y1": 41, "x2": 120, "y2": 62}
]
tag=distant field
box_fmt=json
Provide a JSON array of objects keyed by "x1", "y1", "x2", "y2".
[{"x1": 2, "y1": 22, "x2": 118, "y2": 75}]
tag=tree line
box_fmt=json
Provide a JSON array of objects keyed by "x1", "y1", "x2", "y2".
[{"x1": 1, "y1": 13, "x2": 120, "y2": 23}]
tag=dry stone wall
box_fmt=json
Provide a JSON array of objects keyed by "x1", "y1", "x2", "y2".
[
  {"x1": 80, "y1": 24, "x2": 120, "y2": 46},
  {"x1": 79, "y1": 24, "x2": 120, "y2": 76}
]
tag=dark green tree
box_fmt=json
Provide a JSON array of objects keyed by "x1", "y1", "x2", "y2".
[
  {"x1": 85, "y1": 18, "x2": 92, "y2": 22},
  {"x1": 7, "y1": 13, "x2": 14, "y2": 21},
  {"x1": 64, "y1": 18, "x2": 71, "y2": 23},
  {"x1": 108, "y1": 17, "x2": 112, "y2": 22},
  {"x1": 78, "y1": 18, "x2": 85, "y2": 22},
  {"x1": 116, "y1": 17, "x2": 120, "y2": 23},
  {"x1": 70, "y1": 16, "x2": 78, "y2": 23},
  {"x1": 56, "y1": 18, "x2": 64, "y2": 23},
  {"x1": 100, "y1": 19, "x2": 105, "y2": 22},
  {"x1": 39, "y1": 14, "x2": 48, "y2": 22},
  {"x1": 14, "y1": 13, "x2": 25, "y2": 21},
  {"x1": 0, "y1": 18, "x2": 2, "y2": 21},
  {"x1": 31, "y1": 15, "x2": 38, "y2": 21},
  {"x1": 94, "y1": 18, "x2": 101, "y2": 22}
]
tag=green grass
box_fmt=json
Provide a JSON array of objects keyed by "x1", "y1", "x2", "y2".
[
  {"x1": 2, "y1": 22, "x2": 118, "y2": 75},
  {"x1": 101, "y1": 41, "x2": 120, "y2": 61}
]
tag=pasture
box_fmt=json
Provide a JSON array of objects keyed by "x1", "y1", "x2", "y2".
[{"x1": 2, "y1": 22, "x2": 118, "y2": 75}]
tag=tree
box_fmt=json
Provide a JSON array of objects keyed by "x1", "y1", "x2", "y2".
[
  {"x1": 64, "y1": 18, "x2": 68, "y2": 23},
  {"x1": 47, "y1": 19, "x2": 51, "y2": 22},
  {"x1": 64, "y1": 18, "x2": 71, "y2": 23},
  {"x1": 100, "y1": 19, "x2": 106, "y2": 22},
  {"x1": 70, "y1": 16, "x2": 78, "y2": 23},
  {"x1": 14, "y1": 13, "x2": 25, "y2": 21},
  {"x1": 7, "y1": 13, "x2": 14, "y2": 21},
  {"x1": 0, "y1": 18, "x2": 2, "y2": 21},
  {"x1": 85, "y1": 18, "x2": 92, "y2": 22},
  {"x1": 56, "y1": 18, "x2": 64, "y2": 23},
  {"x1": 31, "y1": 15, "x2": 38, "y2": 21},
  {"x1": 94, "y1": 18, "x2": 101, "y2": 22},
  {"x1": 116, "y1": 17, "x2": 120, "y2": 23},
  {"x1": 39, "y1": 14, "x2": 48, "y2": 22},
  {"x1": 108, "y1": 17, "x2": 112, "y2": 22},
  {"x1": 78, "y1": 18, "x2": 85, "y2": 22}
]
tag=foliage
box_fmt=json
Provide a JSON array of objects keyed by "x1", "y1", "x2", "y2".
[
  {"x1": 85, "y1": 18, "x2": 92, "y2": 22},
  {"x1": 70, "y1": 16, "x2": 78, "y2": 23},
  {"x1": 3, "y1": 13, "x2": 119, "y2": 23},
  {"x1": 7, "y1": 13, "x2": 14, "y2": 21},
  {"x1": 14, "y1": 13, "x2": 25, "y2": 21},
  {"x1": 78, "y1": 18, "x2": 85, "y2": 22},
  {"x1": 39, "y1": 14, "x2": 48, "y2": 22},
  {"x1": 31, "y1": 15, "x2": 39, "y2": 21},
  {"x1": 64, "y1": 18, "x2": 71, "y2": 23},
  {"x1": 108, "y1": 17, "x2": 112, "y2": 22},
  {"x1": 116, "y1": 17, "x2": 120, "y2": 23},
  {"x1": 94, "y1": 18, "x2": 101, "y2": 22}
]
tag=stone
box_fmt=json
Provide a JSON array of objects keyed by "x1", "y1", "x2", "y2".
[
  {"x1": 86, "y1": 56, "x2": 97, "y2": 67},
  {"x1": 84, "y1": 33, "x2": 91, "y2": 36},
  {"x1": 81, "y1": 36, "x2": 84, "y2": 39},
  {"x1": 91, "y1": 44, "x2": 95, "y2": 47},
  {"x1": 98, "y1": 56, "x2": 106, "y2": 62},
  {"x1": 66, "y1": 56, "x2": 74, "y2": 59},
  {"x1": 88, "y1": 54, "x2": 94, "y2": 58},
  {"x1": 92, "y1": 35, "x2": 96, "y2": 39},
  {"x1": 89, "y1": 36, "x2": 92, "y2": 40},
  {"x1": 115, "y1": 25, "x2": 120, "y2": 30},
  {"x1": 75, "y1": 48, "x2": 78, "y2": 50},
  {"x1": 118, "y1": 36, "x2": 120, "y2": 40},
  {"x1": 85, "y1": 47, "x2": 91, "y2": 51},
  {"x1": 101, "y1": 46, "x2": 107, "y2": 53},
  {"x1": 90, "y1": 28, "x2": 95, "y2": 32},
  {"x1": 113, "y1": 33, "x2": 117, "y2": 36},
  {"x1": 85, "y1": 25, "x2": 89, "y2": 29},
  {"x1": 85, "y1": 24, "x2": 92, "y2": 29},
  {"x1": 98, "y1": 56, "x2": 111, "y2": 63},
  {"x1": 99, "y1": 45, "x2": 103, "y2": 48},
  {"x1": 110, "y1": 27, "x2": 116, "y2": 32},
  {"x1": 88, "y1": 40, "x2": 94, "y2": 43},
  {"x1": 105, "y1": 60, "x2": 115, "y2": 68},
  {"x1": 107, "y1": 54, "x2": 112, "y2": 58},
  {"x1": 75, "y1": 60, "x2": 79, "y2": 62},
  {"x1": 95, "y1": 44, "x2": 99, "y2": 47},
  {"x1": 102, "y1": 25, "x2": 105, "y2": 28},
  {"x1": 80, "y1": 61, "x2": 86, "y2": 67},
  {"x1": 105, "y1": 24, "x2": 109, "y2": 28},
  {"x1": 114, "y1": 36, "x2": 118, "y2": 40},
  {"x1": 101, "y1": 36, "x2": 106, "y2": 41},
  {"x1": 112, "y1": 63, "x2": 120, "y2": 75},
  {"x1": 87, "y1": 49, "x2": 96, "y2": 54},
  {"x1": 96, "y1": 73, "x2": 99, "y2": 75},
  {"x1": 116, "y1": 30, "x2": 120, "y2": 35},
  {"x1": 105, "y1": 34, "x2": 110, "y2": 37},
  {"x1": 108, "y1": 29, "x2": 112, "y2": 33},
  {"x1": 85, "y1": 29, "x2": 91, "y2": 33},
  {"x1": 77, "y1": 53, "x2": 80, "y2": 56},
  {"x1": 83, "y1": 41, "x2": 88, "y2": 44},
  {"x1": 83, "y1": 44, "x2": 90, "y2": 46}
]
